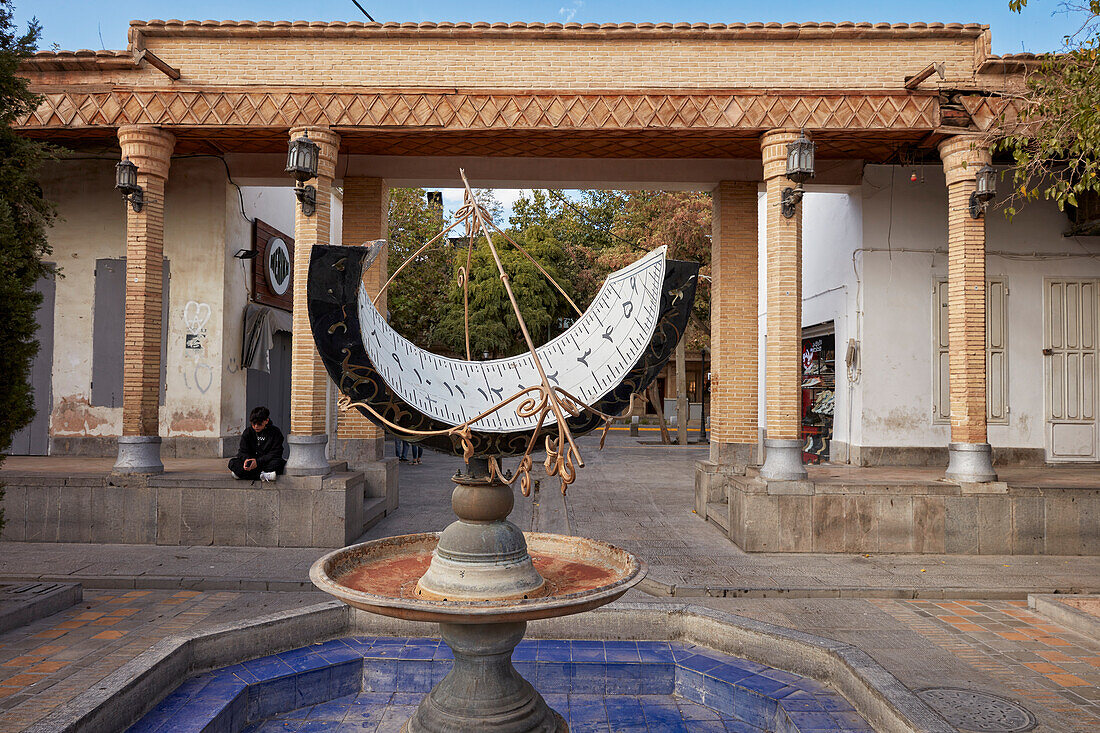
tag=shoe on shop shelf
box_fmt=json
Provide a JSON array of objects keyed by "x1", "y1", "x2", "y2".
[{"x1": 260, "y1": 471, "x2": 276, "y2": 482}]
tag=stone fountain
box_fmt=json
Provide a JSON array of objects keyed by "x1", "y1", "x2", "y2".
[
  {"x1": 305, "y1": 186, "x2": 698, "y2": 732},
  {"x1": 311, "y1": 456, "x2": 645, "y2": 732}
]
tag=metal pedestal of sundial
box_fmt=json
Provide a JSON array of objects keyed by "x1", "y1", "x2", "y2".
[{"x1": 311, "y1": 457, "x2": 646, "y2": 733}]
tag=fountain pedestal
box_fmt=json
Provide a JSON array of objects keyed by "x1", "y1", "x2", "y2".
[
  {"x1": 311, "y1": 458, "x2": 644, "y2": 733},
  {"x1": 405, "y1": 621, "x2": 565, "y2": 733}
]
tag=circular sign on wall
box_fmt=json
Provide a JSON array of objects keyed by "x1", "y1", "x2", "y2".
[{"x1": 267, "y1": 237, "x2": 291, "y2": 295}]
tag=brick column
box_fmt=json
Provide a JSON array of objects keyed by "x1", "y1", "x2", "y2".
[
  {"x1": 939, "y1": 136, "x2": 997, "y2": 482},
  {"x1": 759, "y1": 130, "x2": 807, "y2": 481},
  {"x1": 286, "y1": 126, "x2": 340, "y2": 476},
  {"x1": 113, "y1": 126, "x2": 174, "y2": 474},
  {"x1": 335, "y1": 177, "x2": 389, "y2": 466},
  {"x1": 709, "y1": 181, "x2": 759, "y2": 466}
]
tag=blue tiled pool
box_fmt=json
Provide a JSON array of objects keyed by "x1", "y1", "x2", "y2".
[{"x1": 128, "y1": 637, "x2": 875, "y2": 733}]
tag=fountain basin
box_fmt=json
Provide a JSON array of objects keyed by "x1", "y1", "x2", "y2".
[
  {"x1": 127, "y1": 637, "x2": 877, "y2": 733},
  {"x1": 311, "y1": 532, "x2": 646, "y2": 624}
]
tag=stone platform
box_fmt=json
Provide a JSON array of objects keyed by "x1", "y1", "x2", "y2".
[
  {"x1": 0, "y1": 456, "x2": 399, "y2": 548},
  {"x1": 696, "y1": 461, "x2": 1100, "y2": 555}
]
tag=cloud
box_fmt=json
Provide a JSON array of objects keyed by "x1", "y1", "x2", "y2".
[{"x1": 559, "y1": 1, "x2": 583, "y2": 22}]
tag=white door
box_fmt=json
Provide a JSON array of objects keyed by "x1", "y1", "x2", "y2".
[{"x1": 1045, "y1": 279, "x2": 1099, "y2": 461}]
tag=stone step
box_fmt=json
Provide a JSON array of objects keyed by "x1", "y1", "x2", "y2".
[
  {"x1": 706, "y1": 501, "x2": 729, "y2": 532},
  {"x1": 362, "y1": 496, "x2": 388, "y2": 532}
]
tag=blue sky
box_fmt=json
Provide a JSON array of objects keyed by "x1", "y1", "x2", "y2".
[{"x1": 15, "y1": 1, "x2": 1087, "y2": 55}]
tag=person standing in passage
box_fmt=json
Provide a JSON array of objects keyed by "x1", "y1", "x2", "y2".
[{"x1": 229, "y1": 406, "x2": 286, "y2": 481}]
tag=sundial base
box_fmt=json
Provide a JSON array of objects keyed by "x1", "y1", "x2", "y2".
[
  {"x1": 414, "y1": 460, "x2": 548, "y2": 602},
  {"x1": 403, "y1": 621, "x2": 568, "y2": 733}
]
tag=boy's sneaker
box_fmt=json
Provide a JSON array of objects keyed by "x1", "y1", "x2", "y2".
[{"x1": 260, "y1": 471, "x2": 276, "y2": 482}]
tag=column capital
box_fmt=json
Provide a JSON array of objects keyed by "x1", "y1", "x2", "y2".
[
  {"x1": 760, "y1": 129, "x2": 802, "y2": 181},
  {"x1": 117, "y1": 125, "x2": 175, "y2": 180},
  {"x1": 938, "y1": 135, "x2": 992, "y2": 187},
  {"x1": 288, "y1": 126, "x2": 341, "y2": 179}
]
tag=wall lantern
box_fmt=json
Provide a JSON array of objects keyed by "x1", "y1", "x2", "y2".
[
  {"x1": 969, "y1": 164, "x2": 997, "y2": 219},
  {"x1": 115, "y1": 157, "x2": 144, "y2": 212},
  {"x1": 781, "y1": 130, "x2": 815, "y2": 219},
  {"x1": 286, "y1": 132, "x2": 320, "y2": 217}
]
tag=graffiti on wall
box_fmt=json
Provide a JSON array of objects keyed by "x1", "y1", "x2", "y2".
[{"x1": 182, "y1": 300, "x2": 214, "y2": 393}]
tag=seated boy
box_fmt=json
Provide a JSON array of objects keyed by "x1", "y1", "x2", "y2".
[{"x1": 228, "y1": 406, "x2": 286, "y2": 481}]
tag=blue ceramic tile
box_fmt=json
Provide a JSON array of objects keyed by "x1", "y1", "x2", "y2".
[
  {"x1": 637, "y1": 644, "x2": 674, "y2": 663},
  {"x1": 785, "y1": 709, "x2": 839, "y2": 731},
  {"x1": 432, "y1": 644, "x2": 453, "y2": 660},
  {"x1": 677, "y1": 699, "x2": 721, "y2": 721},
  {"x1": 430, "y1": 659, "x2": 453, "y2": 685},
  {"x1": 603, "y1": 641, "x2": 639, "y2": 663},
  {"x1": 816, "y1": 694, "x2": 856, "y2": 712},
  {"x1": 351, "y1": 691, "x2": 393, "y2": 706},
  {"x1": 537, "y1": 639, "x2": 572, "y2": 661},
  {"x1": 571, "y1": 640, "x2": 605, "y2": 659},
  {"x1": 570, "y1": 662, "x2": 606, "y2": 694},
  {"x1": 536, "y1": 661, "x2": 573, "y2": 694},
  {"x1": 512, "y1": 640, "x2": 537, "y2": 661},
  {"x1": 399, "y1": 643, "x2": 438, "y2": 661},
  {"x1": 778, "y1": 691, "x2": 826, "y2": 712},
  {"x1": 396, "y1": 660, "x2": 433, "y2": 693},
  {"x1": 701, "y1": 676, "x2": 737, "y2": 714},
  {"x1": 708, "y1": 662, "x2": 757, "y2": 685},
  {"x1": 679, "y1": 653, "x2": 724, "y2": 673},
  {"x1": 603, "y1": 696, "x2": 645, "y2": 726},
  {"x1": 737, "y1": 673, "x2": 794, "y2": 699},
  {"x1": 390, "y1": 692, "x2": 423, "y2": 706},
  {"x1": 830, "y1": 711, "x2": 875, "y2": 731},
  {"x1": 296, "y1": 721, "x2": 342, "y2": 732},
  {"x1": 278, "y1": 648, "x2": 329, "y2": 674},
  {"x1": 248, "y1": 674, "x2": 298, "y2": 720},
  {"x1": 605, "y1": 663, "x2": 644, "y2": 695},
  {"x1": 304, "y1": 693, "x2": 354, "y2": 720},
  {"x1": 362, "y1": 658, "x2": 398, "y2": 692},
  {"x1": 733, "y1": 689, "x2": 777, "y2": 730},
  {"x1": 243, "y1": 655, "x2": 297, "y2": 681},
  {"x1": 514, "y1": 661, "x2": 537, "y2": 681},
  {"x1": 724, "y1": 721, "x2": 766, "y2": 733},
  {"x1": 676, "y1": 667, "x2": 706, "y2": 702},
  {"x1": 685, "y1": 720, "x2": 729, "y2": 733}
]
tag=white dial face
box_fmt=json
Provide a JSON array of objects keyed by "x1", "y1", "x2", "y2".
[{"x1": 357, "y1": 246, "x2": 667, "y2": 432}]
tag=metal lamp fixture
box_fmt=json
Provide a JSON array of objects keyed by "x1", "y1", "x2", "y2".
[
  {"x1": 969, "y1": 164, "x2": 997, "y2": 219},
  {"x1": 781, "y1": 130, "x2": 815, "y2": 219},
  {"x1": 115, "y1": 157, "x2": 144, "y2": 212},
  {"x1": 286, "y1": 132, "x2": 320, "y2": 216}
]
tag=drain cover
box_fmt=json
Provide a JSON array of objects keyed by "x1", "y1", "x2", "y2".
[{"x1": 918, "y1": 688, "x2": 1036, "y2": 732}]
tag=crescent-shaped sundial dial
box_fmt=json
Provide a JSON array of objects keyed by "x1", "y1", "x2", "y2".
[{"x1": 308, "y1": 172, "x2": 699, "y2": 494}]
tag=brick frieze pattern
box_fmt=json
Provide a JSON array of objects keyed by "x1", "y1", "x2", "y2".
[{"x1": 23, "y1": 88, "x2": 941, "y2": 132}]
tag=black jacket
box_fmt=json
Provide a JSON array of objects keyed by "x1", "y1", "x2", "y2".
[{"x1": 236, "y1": 423, "x2": 285, "y2": 462}]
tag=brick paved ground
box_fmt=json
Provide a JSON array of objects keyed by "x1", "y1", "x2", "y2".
[
  {"x1": 0, "y1": 589, "x2": 320, "y2": 732},
  {"x1": 1, "y1": 434, "x2": 1098, "y2": 731}
]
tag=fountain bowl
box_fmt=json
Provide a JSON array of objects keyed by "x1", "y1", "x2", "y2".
[{"x1": 310, "y1": 532, "x2": 646, "y2": 624}]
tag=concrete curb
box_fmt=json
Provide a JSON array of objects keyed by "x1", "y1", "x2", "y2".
[
  {"x1": 22, "y1": 600, "x2": 951, "y2": 733},
  {"x1": 1029, "y1": 594, "x2": 1100, "y2": 640},
  {"x1": 0, "y1": 582, "x2": 82, "y2": 635},
  {"x1": 6, "y1": 572, "x2": 1098, "y2": 601}
]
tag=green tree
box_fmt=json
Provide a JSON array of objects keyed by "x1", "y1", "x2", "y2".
[
  {"x1": 433, "y1": 225, "x2": 576, "y2": 359},
  {"x1": 385, "y1": 188, "x2": 453, "y2": 350},
  {"x1": 1000, "y1": 1, "x2": 1100, "y2": 216},
  {"x1": 0, "y1": 0, "x2": 56, "y2": 532}
]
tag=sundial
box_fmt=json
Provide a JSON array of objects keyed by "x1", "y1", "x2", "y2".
[
  {"x1": 306, "y1": 176, "x2": 699, "y2": 733},
  {"x1": 308, "y1": 176, "x2": 698, "y2": 490}
]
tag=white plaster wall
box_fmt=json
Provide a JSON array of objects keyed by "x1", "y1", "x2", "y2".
[
  {"x1": 39, "y1": 159, "x2": 124, "y2": 438},
  {"x1": 161, "y1": 159, "x2": 227, "y2": 439},
  {"x1": 757, "y1": 188, "x2": 864, "y2": 454},
  {"x1": 857, "y1": 164, "x2": 1100, "y2": 451},
  {"x1": 40, "y1": 157, "x2": 302, "y2": 445},
  {"x1": 222, "y1": 184, "x2": 297, "y2": 438}
]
